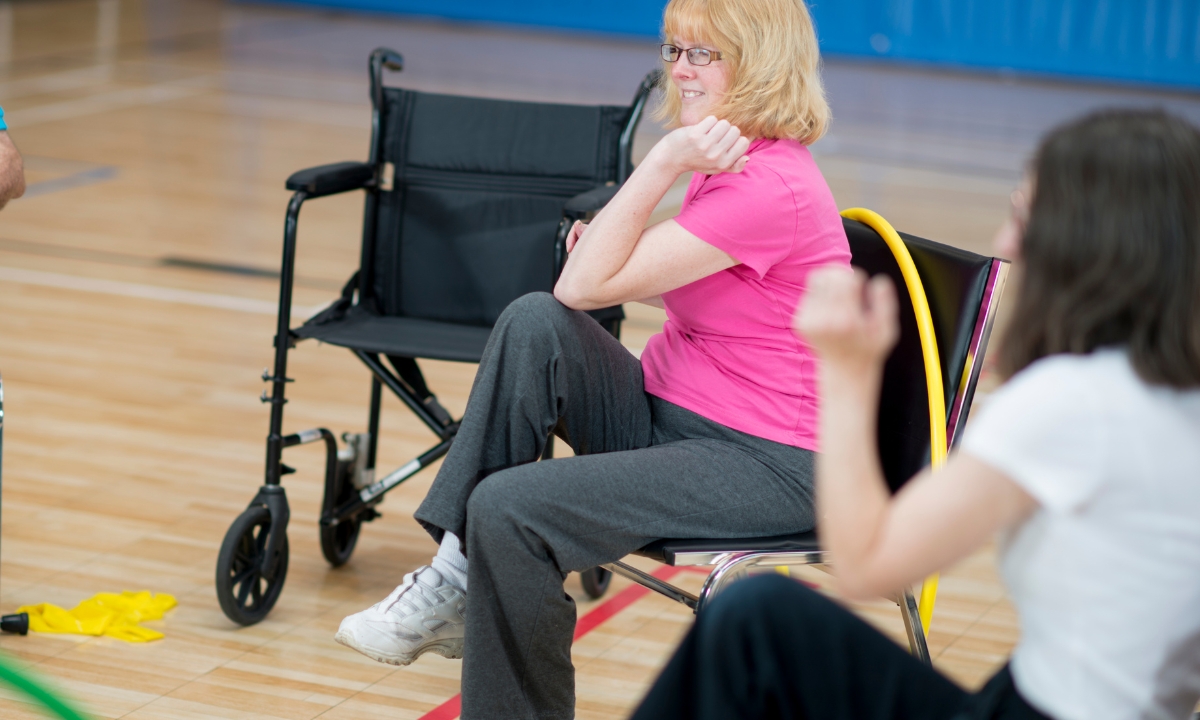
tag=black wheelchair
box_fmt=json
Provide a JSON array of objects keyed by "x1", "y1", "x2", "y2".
[{"x1": 215, "y1": 47, "x2": 658, "y2": 625}]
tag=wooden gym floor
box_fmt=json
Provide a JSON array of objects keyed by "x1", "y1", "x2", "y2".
[{"x1": 1, "y1": 1, "x2": 1199, "y2": 717}]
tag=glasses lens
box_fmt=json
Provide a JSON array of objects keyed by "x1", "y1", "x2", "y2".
[
  {"x1": 661, "y1": 44, "x2": 681, "y2": 62},
  {"x1": 686, "y1": 48, "x2": 712, "y2": 66}
]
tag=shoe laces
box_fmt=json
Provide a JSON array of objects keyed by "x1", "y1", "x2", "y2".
[{"x1": 380, "y1": 566, "x2": 453, "y2": 617}]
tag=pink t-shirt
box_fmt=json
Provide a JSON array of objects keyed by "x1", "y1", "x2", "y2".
[{"x1": 640, "y1": 138, "x2": 850, "y2": 451}]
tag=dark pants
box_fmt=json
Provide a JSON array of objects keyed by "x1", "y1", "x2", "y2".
[
  {"x1": 413, "y1": 293, "x2": 817, "y2": 720},
  {"x1": 633, "y1": 574, "x2": 1053, "y2": 720}
]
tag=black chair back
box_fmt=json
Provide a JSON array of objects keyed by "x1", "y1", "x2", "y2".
[
  {"x1": 364, "y1": 89, "x2": 631, "y2": 327},
  {"x1": 844, "y1": 218, "x2": 994, "y2": 493}
]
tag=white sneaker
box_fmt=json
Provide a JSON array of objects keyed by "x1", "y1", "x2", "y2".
[{"x1": 334, "y1": 565, "x2": 466, "y2": 665}]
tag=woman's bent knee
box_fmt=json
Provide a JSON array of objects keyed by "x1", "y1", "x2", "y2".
[
  {"x1": 463, "y1": 473, "x2": 529, "y2": 542},
  {"x1": 498, "y1": 292, "x2": 572, "y2": 328},
  {"x1": 488, "y1": 292, "x2": 578, "y2": 352},
  {"x1": 463, "y1": 470, "x2": 564, "y2": 561}
]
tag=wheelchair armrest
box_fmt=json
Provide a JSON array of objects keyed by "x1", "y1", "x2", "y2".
[
  {"x1": 285, "y1": 161, "x2": 375, "y2": 198},
  {"x1": 563, "y1": 183, "x2": 620, "y2": 220}
]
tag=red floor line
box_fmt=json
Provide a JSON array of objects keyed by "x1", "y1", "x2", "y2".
[
  {"x1": 419, "y1": 694, "x2": 462, "y2": 720},
  {"x1": 417, "y1": 564, "x2": 691, "y2": 720}
]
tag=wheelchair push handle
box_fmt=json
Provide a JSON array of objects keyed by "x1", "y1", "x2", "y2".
[
  {"x1": 369, "y1": 47, "x2": 405, "y2": 113},
  {"x1": 618, "y1": 68, "x2": 663, "y2": 183}
]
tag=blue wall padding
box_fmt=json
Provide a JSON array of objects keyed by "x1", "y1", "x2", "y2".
[
  {"x1": 257, "y1": 0, "x2": 1200, "y2": 89},
  {"x1": 258, "y1": 0, "x2": 668, "y2": 36},
  {"x1": 809, "y1": 0, "x2": 1200, "y2": 89}
]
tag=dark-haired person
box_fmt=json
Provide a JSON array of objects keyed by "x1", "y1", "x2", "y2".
[
  {"x1": 631, "y1": 108, "x2": 1200, "y2": 720},
  {"x1": 0, "y1": 106, "x2": 25, "y2": 210}
]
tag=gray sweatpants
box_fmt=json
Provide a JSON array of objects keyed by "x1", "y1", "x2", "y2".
[{"x1": 414, "y1": 292, "x2": 816, "y2": 720}]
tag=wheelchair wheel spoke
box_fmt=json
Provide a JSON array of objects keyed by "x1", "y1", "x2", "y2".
[
  {"x1": 237, "y1": 571, "x2": 258, "y2": 607},
  {"x1": 231, "y1": 565, "x2": 256, "y2": 587},
  {"x1": 254, "y1": 526, "x2": 270, "y2": 554}
]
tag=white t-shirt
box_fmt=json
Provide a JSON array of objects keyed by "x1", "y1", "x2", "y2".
[{"x1": 961, "y1": 349, "x2": 1200, "y2": 720}]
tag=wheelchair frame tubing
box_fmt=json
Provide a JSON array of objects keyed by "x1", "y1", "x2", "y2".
[
  {"x1": 248, "y1": 189, "x2": 309, "y2": 574},
  {"x1": 354, "y1": 351, "x2": 455, "y2": 440},
  {"x1": 264, "y1": 190, "x2": 307, "y2": 488},
  {"x1": 313, "y1": 351, "x2": 458, "y2": 526},
  {"x1": 617, "y1": 70, "x2": 661, "y2": 183},
  {"x1": 366, "y1": 376, "x2": 382, "y2": 477},
  {"x1": 358, "y1": 49, "x2": 403, "y2": 310}
]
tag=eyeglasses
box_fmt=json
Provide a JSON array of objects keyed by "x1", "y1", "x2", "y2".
[{"x1": 660, "y1": 44, "x2": 723, "y2": 66}]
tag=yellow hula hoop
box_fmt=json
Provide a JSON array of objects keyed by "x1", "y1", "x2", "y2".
[{"x1": 840, "y1": 208, "x2": 946, "y2": 636}]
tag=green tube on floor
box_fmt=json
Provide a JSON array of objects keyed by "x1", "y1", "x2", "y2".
[{"x1": 0, "y1": 651, "x2": 91, "y2": 720}]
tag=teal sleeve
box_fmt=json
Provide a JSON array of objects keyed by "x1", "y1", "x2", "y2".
[{"x1": 0, "y1": 105, "x2": 6, "y2": 131}]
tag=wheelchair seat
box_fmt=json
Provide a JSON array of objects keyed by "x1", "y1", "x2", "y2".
[{"x1": 297, "y1": 304, "x2": 494, "y2": 363}]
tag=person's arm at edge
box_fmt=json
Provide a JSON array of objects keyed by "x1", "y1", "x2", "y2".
[
  {"x1": 794, "y1": 267, "x2": 1038, "y2": 601},
  {"x1": 553, "y1": 117, "x2": 747, "y2": 310},
  {"x1": 0, "y1": 131, "x2": 26, "y2": 210}
]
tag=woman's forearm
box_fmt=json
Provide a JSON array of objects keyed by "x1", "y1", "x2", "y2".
[
  {"x1": 554, "y1": 147, "x2": 680, "y2": 308},
  {"x1": 816, "y1": 364, "x2": 893, "y2": 597},
  {"x1": 797, "y1": 271, "x2": 1037, "y2": 601}
]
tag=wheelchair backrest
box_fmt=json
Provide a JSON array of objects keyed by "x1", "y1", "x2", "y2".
[
  {"x1": 363, "y1": 88, "x2": 631, "y2": 327},
  {"x1": 845, "y1": 218, "x2": 999, "y2": 493}
]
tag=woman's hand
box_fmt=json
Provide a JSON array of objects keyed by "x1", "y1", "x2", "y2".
[
  {"x1": 793, "y1": 267, "x2": 899, "y2": 378},
  {"x1": 653, "y1": 116, "x2": 751, "y2": 176},
  {"x1": 566, "y1": 220, "x2": 587, "y2": 253}
]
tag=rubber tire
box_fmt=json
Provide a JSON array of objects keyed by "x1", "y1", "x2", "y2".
[
  {"x1": 320, "y1": 459, "x2": 363, "y2": 567},
  {"x1": 216, "y1": 505, "x2": 289, "y2": 626},
  {"x1": 579, "y1": 566, "x2": 612, "y2": 599}
]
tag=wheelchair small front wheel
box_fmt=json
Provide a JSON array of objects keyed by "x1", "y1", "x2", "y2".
[
  {"x1": 320, "y1": 459, "x2": 363, "y2": 567},
  {"x1": 579, "y1": 566, "x2": 612, "y2": 599},
  {"x1": 216, "y1": 505, "x2": 289, "y2": 626}
]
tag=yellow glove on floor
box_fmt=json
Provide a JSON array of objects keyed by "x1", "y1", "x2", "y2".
[{"x1": 19, "y1": 591, "x2": 177, "y2": 642}]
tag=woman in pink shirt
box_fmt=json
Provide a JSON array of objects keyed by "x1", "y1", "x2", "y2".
[{"x1": 335, "y1": 0, "x2": 850, "y2": 716}]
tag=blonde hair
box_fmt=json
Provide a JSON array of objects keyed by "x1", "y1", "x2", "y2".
[{"x1": 657, "y1": 0, "x2": 830, "y2": 144}]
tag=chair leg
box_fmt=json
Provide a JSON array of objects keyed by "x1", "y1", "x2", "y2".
[
  {"x1": 696, "y1": 553, "x2": 762, "y2": 612},
  {"x1": 698, "y1": 554, "x2": 933, "y2": 666},
  {"x1": 604, "y1": 561, "x2": 698, "y2": 610},
  {"x1": 899, "y1": 587, "x2": 932, "y2": 666}
]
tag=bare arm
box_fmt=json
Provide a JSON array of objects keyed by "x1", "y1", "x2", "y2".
[
  {"x1": 793, "y1": 268, "x2": 1038, "y2": 600},
  {"x1": 0, "y1": 131, "x2": 25, "y2": 210},
  {"x1": 553, "y1": 116, "x2": 749, "y2": 310},
  {"x1": 562, "y1": 224, "x2": 665, "y2": 309}
]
